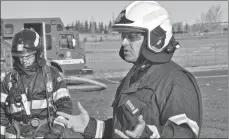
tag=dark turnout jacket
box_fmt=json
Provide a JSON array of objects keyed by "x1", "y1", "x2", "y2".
[
  {"x1": 0, "y1": 65, "x2": 73, "y2": 138},
  {"x1": 83, "y1": 60, "x2": 202, "y2": 138}
]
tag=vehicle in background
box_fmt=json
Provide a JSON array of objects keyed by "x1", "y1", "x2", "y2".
[{"x1": 1, "y1": 17, "x2": 93, "y2": 78}]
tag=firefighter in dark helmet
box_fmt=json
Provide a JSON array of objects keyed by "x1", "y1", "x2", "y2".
[
  {"x1": 0, "y1": 28, "x2": 73, "y2": 138},
  {"x1": 56, "y1": 1, "x2": 202, "y2": 138}
]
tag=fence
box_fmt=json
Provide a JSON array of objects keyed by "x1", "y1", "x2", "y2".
[{"x1": 85, "y1": 44, "x2": 228, "y2": 73}]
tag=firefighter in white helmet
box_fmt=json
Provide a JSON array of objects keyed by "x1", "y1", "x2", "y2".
[
  {"x1": 0, "y1": 28, "x2": 73, "y2": 138},
  {"x1": 56, "y1": 1, "x2": 202, "y2": 138}
]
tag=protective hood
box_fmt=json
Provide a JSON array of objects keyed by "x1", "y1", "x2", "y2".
[
  {"x1": 119, "y1": 35, "x2": 173, "y2": 64},
  {"x1": 13, "y1": 56, "x2": 46, "y2": 75}
]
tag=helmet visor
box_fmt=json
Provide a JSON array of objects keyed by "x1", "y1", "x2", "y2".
[{"x1": 110, "y1": 26, "x2": 146, "y2": 33}]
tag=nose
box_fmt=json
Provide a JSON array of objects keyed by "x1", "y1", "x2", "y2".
[{"x1": 121, "y1": 38, "x2": 130, "y2": 47}]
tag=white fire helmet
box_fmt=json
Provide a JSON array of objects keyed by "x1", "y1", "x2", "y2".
[{"x1": 111, "y1": 1, "x2": 174, "y2": 53}]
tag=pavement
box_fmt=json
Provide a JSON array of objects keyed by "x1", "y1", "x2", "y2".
[{"x1": 93, "y1": 64, "x2": 228, "y2": 79}]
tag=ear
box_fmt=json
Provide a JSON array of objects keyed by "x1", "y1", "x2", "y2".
[{"x1": 119, "y1": 45, "x2": 125, "y2": 60}]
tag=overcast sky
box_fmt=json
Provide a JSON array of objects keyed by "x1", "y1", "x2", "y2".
[{"x1": 1, "y1": 1, "x2": 228, "y2": 25}]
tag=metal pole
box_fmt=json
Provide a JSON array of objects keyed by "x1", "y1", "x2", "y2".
[
  {"x1": 214, "y1": 45, "x2": 217, "y2": 65},
  {"x1": 42, "y1": 22, "x2": 47, "y2": 60}
]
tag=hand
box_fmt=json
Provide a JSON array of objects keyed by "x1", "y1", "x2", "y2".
[
  {"x1": 56, "y1": 102, "x2": 90, "y2": 133},
  {"x1": 114, "y1": 115, "x2": 146, "y2": 138}
]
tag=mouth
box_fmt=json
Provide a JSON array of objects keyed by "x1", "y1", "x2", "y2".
[
  {"x1": 124, "y1": 49, "x2": 131, "y2": 53},
  {"x1": 21, "y1": 61, "x2": 30, "y2": 67}
]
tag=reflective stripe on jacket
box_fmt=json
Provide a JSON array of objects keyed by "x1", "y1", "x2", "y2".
[{"x1": 0, "y1": 65, "x2": 73, "y2": 137}]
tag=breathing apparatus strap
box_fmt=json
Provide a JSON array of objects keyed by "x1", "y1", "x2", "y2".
[
  {"x1": 7, "y1": 71, "x2": 21, "y2": 139},
  {"x1": 42, "y1": 64, "x2": 54, "y2": 130}
]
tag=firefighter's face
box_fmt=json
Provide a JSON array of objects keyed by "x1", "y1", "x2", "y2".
[
  {"x1": 121, "y1": 32, "x2": 144, "y2": 63},
  {"x1": 18, "y1": 54, "x2": 36, "y2": 68}
]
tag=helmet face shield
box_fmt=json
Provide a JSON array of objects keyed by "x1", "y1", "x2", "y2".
[{"x1": 121, "y1": 32, "x2": 144, "y2": 42}]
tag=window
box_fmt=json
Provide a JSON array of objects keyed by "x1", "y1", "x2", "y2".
[
  {"x1": 46, "y1": 35, "x2": 52, "y2": 50},
  {"x1": 59, "y1": 34, "x2": 74, "y2": 49},
  {"x1": 51, "y1": 20, "x2": 57, "y2": 25},
  {"x1": 45, "y1": 24, "x2": 51, "y2": 33},
  {"x1": 57, "y1": 24, "x2": 63, "y2": 31},
  {"x1": 5, "y1": 24, "x2": 13, "y2": 34}
]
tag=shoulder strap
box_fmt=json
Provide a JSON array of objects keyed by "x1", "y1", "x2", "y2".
[
  {"x1": 42, "y1": 64, "x2": 55, "y2": 129},
  {"x1": 42, "y1": 64, "x2": 53, "y2": 94}
]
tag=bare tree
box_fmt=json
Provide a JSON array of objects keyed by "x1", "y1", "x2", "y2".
[
  {"x1": 205, "y1": 5, "x2": 222, "y2": 23},
  {"x1": 205, "y1": 5, "x2": 223, "y2": 30}
]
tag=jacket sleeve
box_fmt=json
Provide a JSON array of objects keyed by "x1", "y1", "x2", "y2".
[
  {"x1": 0, "y1": 75, "x2": 11, "y2": 138},
  {"x1": 50, "y1": 67, "x2": 73, "y2": 136},
  {"x1": 143, "y1": 71, "x2": 201, "y2": 138},
  {"x1": 81, "y1": 117, "x2": 112, "y2": 139}
]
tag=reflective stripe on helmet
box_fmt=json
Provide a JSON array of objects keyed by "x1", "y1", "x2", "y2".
[
  {"x1": 52, "y1": 88, "x2": 70, "y2": 102},
  {"x1": 10, "y1": 99, "x2": 53, "y2": 113},
  {"x1": 1, "y1": 92, "x2": 8, "y2": 103},
  {"x1": 168, "y1": 113, "x2": 199, "y2": 136}
]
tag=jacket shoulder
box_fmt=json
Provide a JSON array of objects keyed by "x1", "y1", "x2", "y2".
[{"x1": 42, "y1": 64, "x2": 60, "y2": 75}]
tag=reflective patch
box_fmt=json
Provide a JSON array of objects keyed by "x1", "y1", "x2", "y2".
[
  {"x1": 57, "y1": 76, "x2": 63, "y2": 82},
  {"x1": 54, "y1": 116, "x2": 65, "y2": 127},
  {"x1": 1, "y1": 93, "x2": 8, "y2": 103},
  {"x1": 17, "y1": 44, "x2": 24, "y2": 51},
  {"x1": 53, "y1": 59, "x2": 84, "y2": 65},
  {"x1": 53, "y1": 88, "x2": 70, "y2": 102},
  {"x1": 47, "y1": 81, "x2": 53, "y2": 92},
  {"x1": 34, "y1": 31, "x2": 40, "y2": 47},
  {"x1": 1, "y1": 126, "x2": 6, "y2": 135},
  {"x1": 115, "y1": 10, "x2": 125, "y2": 23},
  {"x1": 21, "y1": 94, "x2": 31, "y2": 115},
  {"x1": 95, "y1": 120, "x2": 105, "y2": 138},
  {"x1": 147, "y1": 125, "x2": 160, "y2": 138},
  {"x1": 10, "y1": 99, "x2": 53, "y2": 113},
  {"x1": 169, "y1": 113, "x2": 199, "y2": 136},
  {"x1": 124, "y1": 100, "x2": 139, "y2": 115},
  {"x1": 1, "y1": 72, "x2": 6, "y2": 82},
  {"x1": 8, "y1": 82, "x2": 12, "y2": 90}
]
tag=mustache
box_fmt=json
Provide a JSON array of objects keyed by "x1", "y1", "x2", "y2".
[{"x1": 121, "y1": 45, "x2": 132, "y2": 51}]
